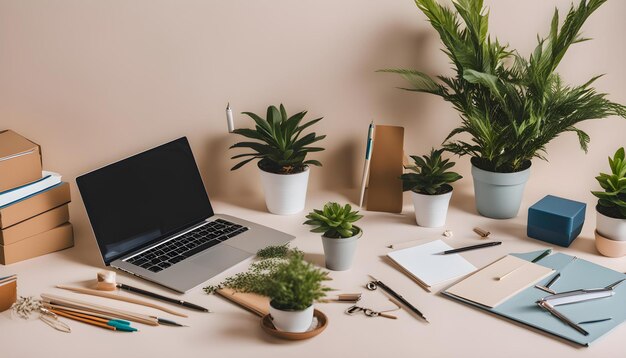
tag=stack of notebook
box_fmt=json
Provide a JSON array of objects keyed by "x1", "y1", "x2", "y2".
[{"x1": 0, "y1": 130, "x2": 73, "y2": 265}]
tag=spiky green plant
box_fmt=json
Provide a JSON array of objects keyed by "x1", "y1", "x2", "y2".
[
  {"x1": 204, "y1": 245, "x2": 331, "y2": 311},
  {"x1": 401, "y1": 148, "x2": 462, "y2": 195},
  {"x1": 380, "y1": 0, "x2": 625, "y2": 173},
  {"x1": 592, "y1": 147, "x2": 626, "y2": 219},
  {"x1": 230, "y1": 104, "x2": 325, "y2": 174},
  {"x1": 304, "y1": 202, "x2": 363, "y2": 239}
]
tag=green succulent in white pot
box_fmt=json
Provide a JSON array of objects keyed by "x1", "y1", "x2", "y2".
[
  {"x1": 381, "y1": 0, "x2": 626, "y2": 219},
  {"x1": 304, "y1": 202, "x2": 363, "y2": 271},
  {"x1": 230, "y1": 104, "x2": 325, "y2": 215}
]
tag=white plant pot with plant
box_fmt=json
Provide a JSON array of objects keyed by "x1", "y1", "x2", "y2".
[
  {"x1": 305, "y1": 202, "x2": 364, "y2": 271},
  {"x1": 229, "y1": 104, "x2": 325, "y2": 215},
  {"x1": 381, "y1": 0, "x2": 626, "y2": 219},
  {"x1": 400, "y1": 149, "x2": 462, "y2": 228},
  {"x1": 204, "y1": 245, "x2": 330, "y2": 333},
  {"x1": 592, "y1": 148, "x2": 626, "y2": 257}
]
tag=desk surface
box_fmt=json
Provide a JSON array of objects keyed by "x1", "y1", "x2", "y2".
[{"x1": 2, "y1": 189, "x2": 626, "y2": 358}]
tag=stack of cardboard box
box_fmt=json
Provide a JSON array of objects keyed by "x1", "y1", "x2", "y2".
[{"x1": 0, "y1": 130, "x2": 73, "y2": 265}]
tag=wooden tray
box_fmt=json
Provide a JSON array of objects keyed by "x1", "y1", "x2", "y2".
[{"x1": 260, "y1": 309, "x2": 328, "y2": 340}]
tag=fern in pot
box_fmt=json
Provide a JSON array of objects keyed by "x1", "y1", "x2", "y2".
[
  {"x1": 401, "y1": 148, "x2": 462, "y2": 227},
  {"x1": 381, "y1": 0, "x2": 625, "y2": 219},
  {"x1": 304, "y1": 202, "x2": 363, "y2": 271},
  {"x1": 592, "y1": 148, "x2": 626, "y2": 257},
  {"x1": 205, "y1": 246, "x2": 331, "y2": 332},
  {"x1": 230, "y1": 104, "x2": 325, "y2": 215}
]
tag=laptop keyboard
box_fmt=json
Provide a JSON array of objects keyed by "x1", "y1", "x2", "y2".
[{"x1": 125, "y1": 219, "x2": 248, "y2": 273}]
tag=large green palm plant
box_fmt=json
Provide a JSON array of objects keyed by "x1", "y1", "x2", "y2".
[{"x1": 381, "y1": 0, "x2": 625, "y2": 173}]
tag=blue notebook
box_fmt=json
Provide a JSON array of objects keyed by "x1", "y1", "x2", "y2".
[{"x1": 442, "y1": 251, "x2": 626, "y2": 346}]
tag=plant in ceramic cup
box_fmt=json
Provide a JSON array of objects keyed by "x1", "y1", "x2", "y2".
[
  {"x1": 304, "y1": 202, "x2": 363, "y2": 271},
  {"x1": 592, "y1": 148, "x2": 626, "y2": 256},
  {"x1": 204, "y1": 245, "x2": 331, "y2": 333},
  {"x1": 230, "y1": 104, "x2": 325, "y2": 215},
  {"x1": 400, "y1": 148, "x2": 462, "y2": 227},
  {"x1": 380, "y1": 0, "x2": 625, "y2": 219}
]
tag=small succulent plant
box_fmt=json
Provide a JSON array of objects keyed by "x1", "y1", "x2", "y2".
[
  {"x1": 592, "y1": 147, "x2": 626, "y2": 219},
  {"x1": 304, "y1": 202, "x2": 363, "y2": 239},
  {"x1": 400, "y1": 148, "x2": 462, "y2": 195},
  {"x1": 230, "y1": 104, "x2": 325, "y2": 174}
]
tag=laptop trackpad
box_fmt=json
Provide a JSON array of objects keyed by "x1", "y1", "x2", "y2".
[{"x1": 189, "y1": 244, "x2": 252, "y2": 274}]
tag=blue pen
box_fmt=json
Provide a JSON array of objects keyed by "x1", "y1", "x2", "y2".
[{"x1": 108, "y1": 320, "x2": 137, "y2": 332}]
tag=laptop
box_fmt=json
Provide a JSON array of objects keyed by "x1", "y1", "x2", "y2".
[{"x1": 76, "y1": 137, "x2": 294, "y2": 292}]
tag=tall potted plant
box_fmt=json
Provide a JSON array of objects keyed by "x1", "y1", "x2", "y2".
[
  {"x1": 381, "y1": 0, "x2": 625, "y2": 219},
  {"x1": 592, "y1": 148, "x2": 626, "y2": 257},
  {"x1": 230, "y1": 104, "x2": 325, "y2": 215},
  {"x1": 205, "y1": 246, "x2": 331, "y2": 332},
  {"x1": 304, "y1": 202, "x2": 363, "y2": 271},
  {"x1": 400, "y1": 148, "x2": 462, "y2": 227}
]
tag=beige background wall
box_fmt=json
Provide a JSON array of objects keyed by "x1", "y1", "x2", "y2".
[{"x1": 0, "y1": 0, "x2": 624, "y2": 257}]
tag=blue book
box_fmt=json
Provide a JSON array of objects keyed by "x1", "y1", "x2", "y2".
[{"x1": 0, "y1": 171, "x2": 61, "y2": 207}]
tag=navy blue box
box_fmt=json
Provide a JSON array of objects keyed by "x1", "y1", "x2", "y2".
[{"x1": 527, "y1": 195, "x2": 586, "y2": 247}]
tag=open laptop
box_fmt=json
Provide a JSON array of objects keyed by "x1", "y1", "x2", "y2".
[{"x1": 76, "y1": 137, "x2": 294, "y2": 292}]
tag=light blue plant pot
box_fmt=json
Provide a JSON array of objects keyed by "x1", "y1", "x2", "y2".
[{"x1": 471, "y1": 163, "x2": 531, "y2": 219}]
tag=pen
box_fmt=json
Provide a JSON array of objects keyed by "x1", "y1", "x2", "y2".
[
  {"x1": 441, "y1": 241, "x2": 502, "y2": 255},
  {"x1": 358, "y1": 121, "x2": 374, "y2": 207},
  {"x1": 117, "y1": 283, "x2": 210, "y2": 312},
  {"x1": 367, "y1": 275, "x2": 428, "y2": 322}
]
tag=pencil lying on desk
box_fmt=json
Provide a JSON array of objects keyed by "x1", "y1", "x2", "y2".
[{"x1": 49, "y1": 308, "x2": 116, "y2": 331}]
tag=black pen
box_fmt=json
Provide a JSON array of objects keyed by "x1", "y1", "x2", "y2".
[
  {"x1": 441, "y1": 241, "x2": 502, "y2": 255},
  {"x1": 368, "y1": 275, "x2": 428, "y2": 322},
  {"x1": 118, "y1": 283, "x2": 210, "y2": 312}
]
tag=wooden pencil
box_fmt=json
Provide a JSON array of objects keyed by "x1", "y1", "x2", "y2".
[{"x1": 49, "y1": 308, "x2": 116, "y2": 331}]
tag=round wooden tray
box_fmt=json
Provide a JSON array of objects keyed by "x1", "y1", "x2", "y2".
[{"x1": 260, "y1": 309, "x2": 328, "y2": 340}]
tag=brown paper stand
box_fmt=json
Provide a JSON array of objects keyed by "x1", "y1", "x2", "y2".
[{"x1": 365, "y1": 125, "x2": 404, "y2": 213}]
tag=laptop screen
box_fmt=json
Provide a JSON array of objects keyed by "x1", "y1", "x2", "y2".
[{"x1": 77, "y1": 137, "x2": 214, "y2": 265}]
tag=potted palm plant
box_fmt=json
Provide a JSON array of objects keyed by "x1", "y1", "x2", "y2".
[
  {"x1": 304, "y1": 202, "x2": 363, "y2": 271},
  {"x1": 592, "y1": 148, "x2": 626, "y2": 257},
  {"x1": 230, "y1": 104, "x2": 325, "y2": 215},
  {"x1": 400, "y1": 148, "x2": 462, "y2": 227},
  {"x1": 381, "y1": 0, "x2": 625, "y2": 219},
  {"x1": 205, "y1": 245, "x2": 331, "y2": 332}
]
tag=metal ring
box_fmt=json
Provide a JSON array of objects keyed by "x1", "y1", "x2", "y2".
[{"x1": 366, "y1": 281, "x2": 378, "y2": 291}]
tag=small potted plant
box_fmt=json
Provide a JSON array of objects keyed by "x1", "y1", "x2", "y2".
[
  {"x1": 381, "y1": 0, "x2": 625, "y2": 219},
  {"x1": 230, "y1": 104, "x2": 325, "y2": 215},
  {"x1": 205, "y1": 246, "x2": 330, "y2": 333},
  {"x1": 592, "y1": 147, "x2": 626, "y2": 257},
  {"x1": 400, "y1": 148, "x2": 462, "y2": 227},
  {"x1": 304, "y1": 202, "x2": 363, "y2": 271}
]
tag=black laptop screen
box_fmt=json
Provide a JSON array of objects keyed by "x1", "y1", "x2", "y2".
[{"x1": 76, "y1": 137, "x2": 214, "y2": 265}]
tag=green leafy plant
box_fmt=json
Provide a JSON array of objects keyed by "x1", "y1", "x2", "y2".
[
  {"x1": 230, "y1": 104, "x2": 326, "y2": 174},
  {"x1": 304, "y1": 202, "x2": 363, "y2": 238},
  {"x1": 592, "y1": 147, "x2": 626, "y2": 219},
  {"x1": 400, "y1": 148, "x2": 462, "y2": 195},
  {"x1": 204, "y1": 245, "x2": 331, "y2": 311},
  {"x1": 380, "y1": 0, "x2": 625, "y2": 173}
]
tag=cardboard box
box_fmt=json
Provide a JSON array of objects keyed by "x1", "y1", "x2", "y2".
[
  {"x1": 0, "y1": 222, "x2": 73, "y2": 265},
  {"x1": 0, "y1": 204, "x2": 69, "y2": 245},
  {"x1": 0, "y1": 275, "x2": 17, "y2": 312},
  {"x1": 0, "y1": 130, "x2": 42, "y2": 192},
  {"x1": 0, "y1": 182, "x2": 70, "y2": 229}
]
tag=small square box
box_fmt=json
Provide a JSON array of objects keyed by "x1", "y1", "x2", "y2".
[{"x1": 527, "y1": 195, "x2": 586, "y2": 247}]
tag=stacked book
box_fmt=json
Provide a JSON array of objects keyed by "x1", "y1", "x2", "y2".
[{"x1": 0, "y1": 130, "x2": 73, "y2": 265}]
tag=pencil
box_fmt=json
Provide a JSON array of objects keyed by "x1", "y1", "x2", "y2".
[{"x1": 49, "y1": 308, "x2": 116, "y2": 331}]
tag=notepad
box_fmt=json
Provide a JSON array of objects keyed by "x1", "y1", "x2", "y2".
[
  {"x1": 445, "y1": 255, "x2": 554, "y2": 308},
  {"x1": 387, "y1": 240, "x2": 476, "y2": 291}
]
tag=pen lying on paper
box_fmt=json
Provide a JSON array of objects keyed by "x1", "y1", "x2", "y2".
[
  {"x1": 367, "y1": 275, "x2": 428, "y2": 323},
  {"x1": 440, "y1": 241, "x2": 502, "y2": 255}
]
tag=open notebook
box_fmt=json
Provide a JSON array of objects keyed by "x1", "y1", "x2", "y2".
[{"x1": 387, "y1": 240, "x2": 476, "y2": 291}]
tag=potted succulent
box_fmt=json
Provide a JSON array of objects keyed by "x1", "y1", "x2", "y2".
[
  {"x1": 592, "y1": 148, "x2": 626, "y2": 257},
  {"x1": 304, "y1": 202, "x2": 363, "y2": 271},
  {"x1": 400, "y1": 148, "x2": 462, "y2": 227},
  {"x1": 230, "y1": 104, "x2": 325, "y2": 215},
  {"x1": 205, "y1": 245, "x2": 331, "y2": 332},
  {"x1": 381, "y1": 0, "x2": 625, "y2": 219}
]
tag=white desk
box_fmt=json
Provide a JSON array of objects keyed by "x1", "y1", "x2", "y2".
[{"x1": 2, "y1": 189, "x2": 625, "y2": 358}]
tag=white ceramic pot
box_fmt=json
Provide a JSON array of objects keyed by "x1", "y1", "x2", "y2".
[
  {"x1": 411, "y1": 190, "x2": 452, "y2": 228},
  {"x1": 321, "y1": 227, "x2": 362, "y2": 271},
  {"x1": 471, "y1": 161, "x2": 531, "y2": 219},
  {"x1": 258, "y1": 166, "x2": 309, "y2": 215},
  {"x1": 268, "y1": 303, "x2": 314, "y2": 333},
  {"x1": 596, "y1": 210, "x2": 626, "y2": 241}
]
